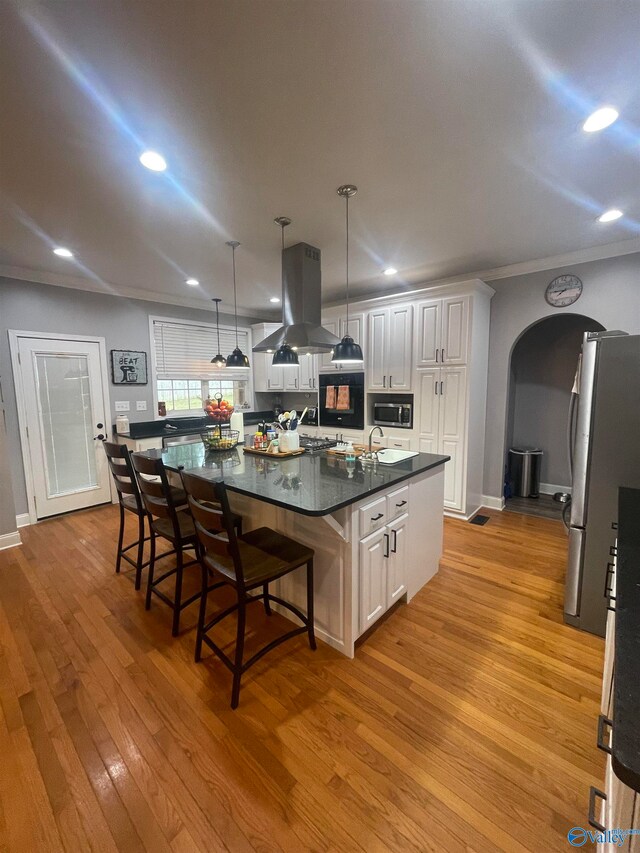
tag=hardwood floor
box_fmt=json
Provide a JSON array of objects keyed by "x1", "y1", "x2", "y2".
[{"x1": 0, "y1": 506, "x2": 604, "y2": 852}]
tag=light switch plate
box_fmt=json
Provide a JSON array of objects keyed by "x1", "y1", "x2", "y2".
[
  {"x1": 136, "y1": 400, "x2": 147, "y2": 411},
  {"x1": 114, "y1": 401, "x2": 130, "y2": 412}
]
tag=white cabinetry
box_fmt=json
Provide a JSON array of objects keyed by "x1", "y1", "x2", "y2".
[
  {"x1": 252, "y1": 323, "x2": 285, "y2": 391},
  {"x1": 318, "y1": 310, "x2": 365, "y2": 372},
  {"x1": 418, "y1": 367, "x2": 466, "y2": 511},
  {"x1": 367, "y1": 304, "x2": 413, "y2": 391},
  {"x1": 358, "y1": 491, "x2": 409, "y2": 633},
  {"x1": 416, "y1": 296, "x2": 468, "y2": 367}
]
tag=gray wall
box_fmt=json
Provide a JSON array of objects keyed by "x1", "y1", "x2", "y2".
[
  {"x1": 0, "y1": 277, "x2": 264, "y2": 517},
  {"x1": 0, "y1": 403, "x2": 18, "y2": 537},
  {"x1": 507, "y1": 314, "x2": 603, "y2": 489},
  {"x1": 484, "y1": 252, "x2": 640, "y2": 500}
]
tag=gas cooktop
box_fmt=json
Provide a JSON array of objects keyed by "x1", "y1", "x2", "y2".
[{"x1": 298, "y1": 436, "x2": 338, "y2": 453}]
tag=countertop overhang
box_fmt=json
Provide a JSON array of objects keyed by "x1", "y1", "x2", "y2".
[{"x1": 142, "y1": 444, "x2": 449, "y2": 517}]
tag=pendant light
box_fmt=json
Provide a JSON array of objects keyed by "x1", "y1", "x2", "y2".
[
  {"x1": 210, "y1": 298, "x2": 227, "y2": 368},
  {"x1": 272, "y1": 216, "x2": 299, "y2": 367},
  {"x1": 225, "y1": 240, "x2": 250, "y2": 369},
  {"x1": 332, "y1": 185, "x2": 364, "y2": 364}
]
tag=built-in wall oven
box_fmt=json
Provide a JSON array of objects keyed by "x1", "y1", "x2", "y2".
[
  {"x1": 319, "y1": 372, "x2": 365, "y2": 430},
  {"x1": 373, "y1": 401, "x2": 413, "y2": 429}
]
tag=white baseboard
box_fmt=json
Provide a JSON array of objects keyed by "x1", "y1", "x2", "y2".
[
  {"x1": 480, "y1": 495, "x2": 505, "y2": 511},
  {"x1": 540, "y1": 483, "x2": 572, "y2": 496},
  {"x1": 16, "y1": 513, "x2": 31, "y2": 528},
  {"x1": 0, "y1": 530, "x2": 22, "y2": 551}
]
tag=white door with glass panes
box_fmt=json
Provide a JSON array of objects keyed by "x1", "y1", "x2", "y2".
[{"x1": 15, "y1": 336, "x2": 111, "y2": 519}]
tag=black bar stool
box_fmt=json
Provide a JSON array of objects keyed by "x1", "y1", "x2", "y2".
[
  {"x1": 182, "y1": 473, "x2": 316, "y2": 709},
  {"x1": 131, "y1": 453, "x2": 202, "y2": 636},
  {"x1": 103, "y1": 441, "x2": 150, "y2": 590}
]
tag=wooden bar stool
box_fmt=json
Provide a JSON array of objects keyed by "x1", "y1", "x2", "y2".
[
  {"x1": 182, "y1": 473, "x2": 316, "y2": 709},
  {"x1": 103, "y1": 441, "x2": 150, "y2": 590},
  {"x1": 131, "y1": 453, "x2": 202, "y2": 636}
]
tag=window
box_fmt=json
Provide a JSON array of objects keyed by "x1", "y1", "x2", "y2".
[{"x1": 151, "y1": 318, "x2": 251, "y2": 417}]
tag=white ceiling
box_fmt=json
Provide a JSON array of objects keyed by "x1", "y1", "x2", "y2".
[{"x1": 1, "y1": 0, "x2": 639, "y2": 316}]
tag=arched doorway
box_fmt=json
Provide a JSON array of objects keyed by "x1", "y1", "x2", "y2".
[{"x1": 504, "y1": 313, "x2": 605, "y2": 518}]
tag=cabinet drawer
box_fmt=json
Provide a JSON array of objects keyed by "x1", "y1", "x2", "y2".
[
  {"x1": 360, "y1": 496, "x2": 387, "y2": 537},
  {"x1": 386, "y1": 435, "x2": 412, "y2": 451},
  {"x1": 387, "y1": 485, "x2": 409, "y2": 521}
]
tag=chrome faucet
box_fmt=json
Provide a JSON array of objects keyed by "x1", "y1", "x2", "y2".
[{"x1": 367, "y1": 426, "x2": 384, "y2": 457}]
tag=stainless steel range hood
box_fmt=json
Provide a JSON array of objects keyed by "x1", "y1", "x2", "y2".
[{"x1": 252, "y1": 242, "x2": 340, "y2": 354}]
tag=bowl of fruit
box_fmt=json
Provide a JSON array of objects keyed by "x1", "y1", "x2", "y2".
[
  {"x1": 204, "y1": 393, "x2": 234, "y2": 424},
  {"x1": 201, "y1": 429, "x2": 240, "y2": 452}
]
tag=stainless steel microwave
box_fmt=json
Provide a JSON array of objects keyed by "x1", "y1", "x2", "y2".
[{"x1": 373, "y1": 402, "x2": 413, "y2": 429}]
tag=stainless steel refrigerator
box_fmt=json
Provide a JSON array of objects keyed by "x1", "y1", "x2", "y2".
[{"x1": 564, "y1": 331, "x2": 640, "y2": 636}]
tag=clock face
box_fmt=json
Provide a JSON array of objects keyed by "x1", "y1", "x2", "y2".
[{"x1": 545, "y1": 274, "x2": 583, "y2": 307}]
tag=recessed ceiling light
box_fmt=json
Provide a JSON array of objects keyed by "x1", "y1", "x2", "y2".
[
  {"x1": 583, "y1": 106, "x2": 619, "y2": 133},
  {"x1": 383, "y1": 267, "x2": 398, "y2": 276},
  {"x1": 139, "y1": 150, "x2": 167, "y2": 172},
  {"x1": 598, "y1": 208, "x2": 623, "y2": 223},
  {"x1": 269, "y1": 296, "x2": 281, "y2": 303},
  {"x1": 185, "y1": 278, "x2": 199, "y2": 286},
  {"x1": 53, "y1": 247, "x2": 73, "y2": 258}
]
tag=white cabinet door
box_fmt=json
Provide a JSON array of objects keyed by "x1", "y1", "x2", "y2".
[
  {"x1": 319, "y1": 318, "x2": 340, "y2": 371},
  {"x1": 441, "y1": 296, "x2": 469, "y2": 364},
  {"x1": 388, "y1": 304, "x2": 413, "y2": 390},
  {"x1": 439, "y1": 367, "x2": 466, "y2": 510},
  {"x1": 297, "y1": 353, "x2": 317, "y2": 390},
  {"x1": 369, "y1": 433, "x2": 387, "y2": 450},
  {"x1": 418, "y1": 369, "x2": 440, "y2": 446},
  {"x1": 267, "y1": 361, "x2": 284, "y2": 390},
  {"x1": 284, "y1": 366, "x2": 299, "y2": 391},
  {"x1": 359, "y1": 527, "x2": 388, "y2": 632},
  {"x1": 416, "y1": 300, "x2": 442, "y2": 366},
  {"x1": 341, "y1": 313, "x2": 365, "y2": 354},
  {"x1": 367, "y1": 308, "x2": 388, "y2": 390},
  {"x1": 387, "y1": 513, "x2": 408, "y2": 606}
]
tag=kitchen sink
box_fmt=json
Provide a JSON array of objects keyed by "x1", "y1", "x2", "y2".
[{"x1": 376, "y1": 449, "x2": 419, "y2": 464}]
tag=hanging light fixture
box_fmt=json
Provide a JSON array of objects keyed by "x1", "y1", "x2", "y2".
[
  {"x1": 225, "y1": 240, "x2": 250, "y2": 369},
  {"x1": 332, "y1": 184, "x2": 364, "y2": 364},
  {"x1": 271, "y1": 217, "x2": 299, "y2": 368},
  {"x1": 210, "y1": 298, "x2": 227, "y2": 368}
]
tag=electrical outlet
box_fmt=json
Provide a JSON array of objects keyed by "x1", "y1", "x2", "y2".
[
  {"x1": 114, "y1": 401, "x2": 130, "y2": 412},
  {"x1": 136, "y1": 400, "x2": 147, "y2": 411}
]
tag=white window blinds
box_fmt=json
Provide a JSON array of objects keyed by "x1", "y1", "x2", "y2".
[{"x1": 152, "y1": 319, "x2": 251, "y2": 380}]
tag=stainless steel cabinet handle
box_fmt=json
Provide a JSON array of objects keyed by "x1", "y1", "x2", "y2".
[
  {"x1": 604, "y1": 562, "x2": 616, "y2": 600},
  {"x1": 383, "y1": 532, "x2": 390, "y2": 558},
  {"x1": 383, "y1": 375, "x2": 386, "y2": 388},
  {"x1": 391, "y1": 529, "x2": 397, "y2": 553},
  {"x1": 588, "y1": 787, "x2": 606, "y2": 833},
  {"x1": 596, "y1": 715, "x2": 613, "y2": 755},
  {"x1": 441, "y1": 348, "x2": 445, "y2": 362},
  {"x1": 389, "y1": 375, "x2": 393, "y2": 388},
  {"x1": 435, "y1": 349, "x2": 439, "y2": 363},
  {"x1": 435, "y1": 380, "x2": 438, "y2": 395},
  {"x1": 440, "y1": 381, "x2": 443, "y2": 395}
]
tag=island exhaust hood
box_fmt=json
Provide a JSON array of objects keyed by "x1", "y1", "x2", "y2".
[{"x1": 252, "y1": 241, "x2": 340, "y2": 355}]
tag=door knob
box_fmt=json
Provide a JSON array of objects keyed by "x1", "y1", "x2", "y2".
[
  {"x1": 94, "y1": 434, "x2": 105, "y2": 441},
  {"x1": 96, "y1": 423, "x2": 104, "y2": 429}
]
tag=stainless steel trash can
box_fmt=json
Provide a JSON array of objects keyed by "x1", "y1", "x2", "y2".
[{"x1": 508, "y1": 447, "x2": 542, "y2": 498}]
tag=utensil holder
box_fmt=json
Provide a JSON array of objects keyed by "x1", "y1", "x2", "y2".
[{"x1": 279, "y1": 430, "x2": 300, "y2": 453}]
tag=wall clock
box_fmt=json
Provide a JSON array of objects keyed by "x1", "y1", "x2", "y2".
[{"x1": 545, "y1": 274, "x2": 583, "y2": 307}]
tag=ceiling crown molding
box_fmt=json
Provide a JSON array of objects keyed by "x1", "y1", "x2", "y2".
[{"x1": 0, "y1": 264, "x2": 265, "y2": 319}]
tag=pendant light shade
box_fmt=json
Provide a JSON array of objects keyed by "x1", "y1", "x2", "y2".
[
  {"x1": 272, "y1": 343, "x2": 299, "y2": 367},
  {"x1": 332, "y1": 184, "x2": 363, "y2": 364},
  {"x1": 210, "y1": 298, "x2": 227, "y2": 368},
  {"x1": 225, "y1": 241, "x2": 250, "y2": 369}
]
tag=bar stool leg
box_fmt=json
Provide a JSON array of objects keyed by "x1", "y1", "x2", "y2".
[
  {"x1": 134, "y1": 513, "x2": 145, "y2": 591},
  {"x1": 172, "y1": 546, "x2": 184, "y2": 637},
  {"x1": 231, "y1": 596, "x2": 247, "y2": 709},
  {"x1": 145, "y1": 528, "x2": 156, "y2": 611},
  {"x1": 115, "y1": 503, "x2": 125, "y2": 574},
  {"x1": 263, "y1": 583, "x2": 272, "y2": 616},
  {"x1": 195, "y1": 564, "x2": 208, "y2": 663},
  {"x1": 306, "y1": 559, "x2": 316, "y2": 651}
]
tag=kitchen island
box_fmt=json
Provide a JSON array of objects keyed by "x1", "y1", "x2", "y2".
[{"x1": 148, "y1": 442, "x2": 449, "y2": 657}]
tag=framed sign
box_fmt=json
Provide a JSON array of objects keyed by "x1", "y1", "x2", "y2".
[{"x1": 110, "y1": 349, "x2": 148, "y2": 385}]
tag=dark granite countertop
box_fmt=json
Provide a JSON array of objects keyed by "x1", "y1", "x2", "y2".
[
  {"x1": 114, "y1": 412, "x2": 274, "y2": 439},
  {"x1": 612, "y1": 487, "x2": 640, "y2": 793},
  {"x1": 141, "y1": 443, "x2": 449, "y2": 517}
]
